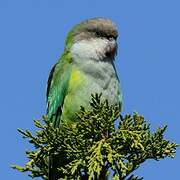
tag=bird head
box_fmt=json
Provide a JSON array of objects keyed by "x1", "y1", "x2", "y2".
[{"x1": 65, "y1": 18, "x2": 118, "y2": 61}]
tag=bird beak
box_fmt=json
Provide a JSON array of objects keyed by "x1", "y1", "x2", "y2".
[{"x1": 106, "y1": 41, "x2": 117, "y2": 60}]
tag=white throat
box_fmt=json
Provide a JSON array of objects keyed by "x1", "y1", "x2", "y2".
[{"x1": 70, "y1": 38, "x2": 113, "y2": 61}]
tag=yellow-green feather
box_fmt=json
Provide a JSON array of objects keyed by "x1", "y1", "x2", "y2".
[{"x1": 60, "y1": 67, "x2": 86, "y2": 124}]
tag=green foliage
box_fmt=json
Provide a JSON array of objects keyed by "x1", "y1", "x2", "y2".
[{"x1": 12, "y1": 94, "x2": 178, "y2": 180}]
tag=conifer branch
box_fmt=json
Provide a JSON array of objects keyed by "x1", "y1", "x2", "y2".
[{"x1": 12, "y1": 94, "x2": 178, "y2": 179}]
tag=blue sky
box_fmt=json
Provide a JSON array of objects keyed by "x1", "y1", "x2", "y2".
[{"x1": 0, "y1": 0, "x2": 179, "y2": 179}]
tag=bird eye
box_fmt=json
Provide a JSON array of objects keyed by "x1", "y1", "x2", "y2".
[{"x1": 107, "y1": 35, "x2": 115, "y2": 41}]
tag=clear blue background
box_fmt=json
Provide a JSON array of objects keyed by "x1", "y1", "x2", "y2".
[{"x1": 0, "y1": 0, "x2": 179, "y2": 179}]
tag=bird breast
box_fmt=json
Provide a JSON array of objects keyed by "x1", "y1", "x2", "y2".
[{"x1": 70, "y1": 43, "x2": 120, "y2": 105}]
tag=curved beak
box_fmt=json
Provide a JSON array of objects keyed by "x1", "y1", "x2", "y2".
[{"x1": 106, "y1": 40, "x2": 118, "y2": 60}]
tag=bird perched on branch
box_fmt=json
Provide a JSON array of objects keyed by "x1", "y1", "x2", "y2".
[
  {"x1": 47, "y1": 17, "x2": 122, "y2": 127},
  {"x1": 46, "y1": 17, "x2": 122, "y2": 179}
]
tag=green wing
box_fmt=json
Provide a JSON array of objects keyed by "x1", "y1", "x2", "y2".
[{"x1": 46, "y1": 53, "x2": 72, "y2": 127}]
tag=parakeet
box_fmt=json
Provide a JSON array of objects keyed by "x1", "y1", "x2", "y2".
[
  {"x1": 47, "y1": 17, "x2": 122, "y2": 127},
  {"x1": 46, "y1": 17, "x2": 122, "y2": 180}
]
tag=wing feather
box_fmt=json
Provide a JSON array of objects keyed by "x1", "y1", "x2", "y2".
[{"x1": 46, "y1": 54, "x2": 72, "y2": 126}]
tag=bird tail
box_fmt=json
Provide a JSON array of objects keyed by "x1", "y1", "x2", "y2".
[
  {"x1": 48, "y1": 154, "x2": 63, "y2": 180},
  {"x1": 48, "y1": 152, "x2": 70, "y2": 180}
]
